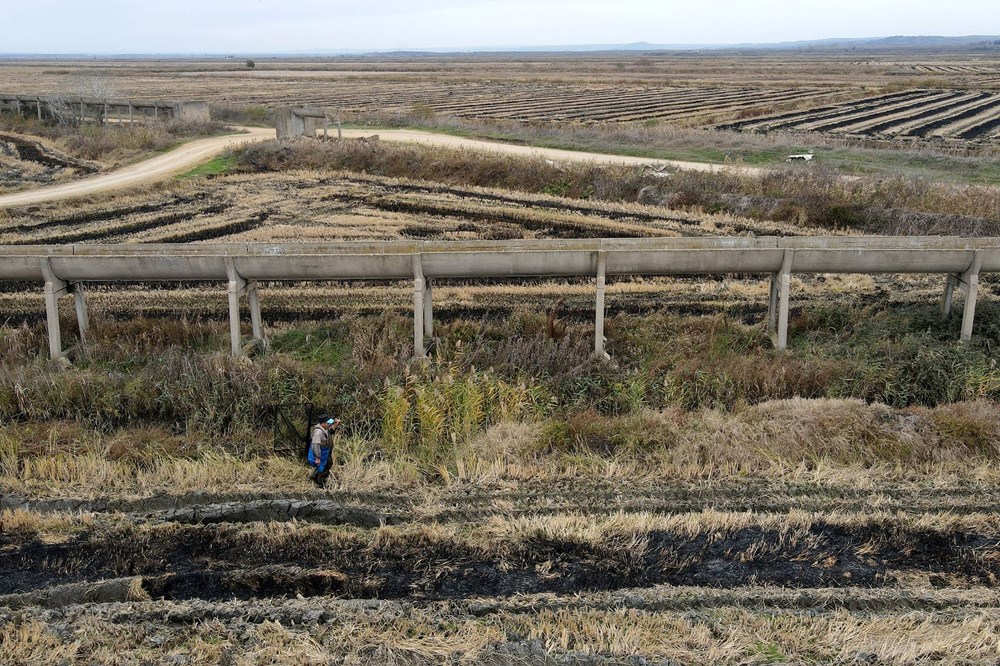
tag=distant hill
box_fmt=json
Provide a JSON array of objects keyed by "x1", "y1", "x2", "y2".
[
  {"x1": 742, "y1": 35, "x2": 1000, "y2": 51},
  {"x1": 3, "y1": 36, "x2": 999, "y2": 59},
  {"x1": 292, "y1": 36, "x2": 1000, "y2": 56}
]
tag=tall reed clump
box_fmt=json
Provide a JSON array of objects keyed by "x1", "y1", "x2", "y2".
[
  {"x1": 0, "y1": 349, "x2": 309, "y2": 443},
  {"x1": 0, "y1": 436, "x2": 18, "y2": 481},
  {"x1": 379, "y1": 366, "x2": 550, "y2": 468}
]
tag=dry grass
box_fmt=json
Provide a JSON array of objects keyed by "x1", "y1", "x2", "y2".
[
  {"x1": 0, "y1": 621, "x2": 81, "y2": 665},
  {"x1": 498, "y1": 607, "x2": 1000, "y2": 664},
  {"x1": 0, "y1": 114, "x2": 228, "y2": 165},
  {"x1": 3, "y1": 397, "x2": 1000, "y2": 500},
  {"x1": 5, "y1": 592, "x2": 1000, "y2": 665},
  {"x1": 0, "y1": 508, "x2": 95, "y2": 540},
  {"x1": 2, "y1": 449, "x2": 305, "y2": 498},
  {"x1": 0, "y1": 166, "x2": 798, "y2": 245},
  {"x1": 233, "y1": 140, "x2": 1000, "y2": 234}
]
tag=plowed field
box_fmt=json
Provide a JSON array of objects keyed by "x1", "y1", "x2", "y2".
[
  {"x1": 6, "y1": 476, "x2": 1000, "y2": 664},
  {"x1": 720, "y1": 88, "x2": 1000, "y2": 143}
]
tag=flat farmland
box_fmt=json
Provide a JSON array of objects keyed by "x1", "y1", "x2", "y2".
[
  {"x1": 0, "y1": 61, "x2": 854, "y2": 126},
  {"x1": 4, "y1": 52, "x2": 1000, "y2": 665},
  {"x1": 720, "y1": 88, "x2": 1000, "y2": 143},
  {"x1": 2, "y1": 51, "x2": 998, "y2": 130},
  {"x1": 0, "y1": 171, "x2": 808, "y2": 246}
]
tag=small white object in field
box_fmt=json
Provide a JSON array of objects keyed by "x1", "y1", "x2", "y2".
[
  {"x1": 643, "y1": 165, "x2": 671, "y2": 178},
  {"x1": 786, "y1": 153, "x2": 814, "y2": 162}
]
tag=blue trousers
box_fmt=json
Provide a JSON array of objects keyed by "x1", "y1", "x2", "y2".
[{"x1": 308, "y1": 447, "x2": 331, "y2": 473}]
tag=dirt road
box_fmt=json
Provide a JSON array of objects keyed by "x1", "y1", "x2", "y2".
[
  {"x1": 0, "y1": 128, "x2": 275, "y2": 208},
  {"x1": 339, "y1": 128, "x2": 759, "y2": 174},
  {"x1": 0, "y1": 127, "x2": 760, "y2": 209}
]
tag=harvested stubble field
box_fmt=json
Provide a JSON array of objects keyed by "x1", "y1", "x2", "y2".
[
  {"x1": 1, "y1": 60, "x2": 856, "y2": 127},
  {"x1": 3, "y1": 137, "x2": 998, "y2": 246},
  {"x1": 3, "y1": 106, "x2": 1000, "y2": 664},
  {"x1": 719, "y1": 88, "x2": 1000, "y2": 145},
  {"x1": 0, "y1": 173, "x2": 805, "y2": 246},
  {"x1": 2, "y1": 51, "x2": 999, "y2": 138}
]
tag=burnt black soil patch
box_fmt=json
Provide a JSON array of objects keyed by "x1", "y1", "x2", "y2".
[
  {"x1": 158, "y1": 211, "x2": 270, "y2": 243},
  {"x1": 344, "y1": 177, "x2": 698, "y2": 226},
  {"x1": 3, "y1": 520, "x2": 998, "y2": 602},
  {"x1": 9, "y1": 207, "x2": 231, "y2": 245},
  {"x1": 4, "y1": 194, "x2": 214, "y2": 234},
  {"x1": 0, "y1": 133, "x2": 99, "y2": 172},
  {"x1": 370, "y1": 198, "x2": 649, "y2": 239},
  {"x1": 142, "y1": 566, "x2": 349, "y2": 602}
]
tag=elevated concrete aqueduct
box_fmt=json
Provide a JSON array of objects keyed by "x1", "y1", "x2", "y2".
[
  {"x1": 0, "y1": 94, "x2": 210, "y2": 124},
  {"x1": 1, "y1": 237, "x2": 996, "y2": 362},
  {"x1": 275, "y1": 107, "x2": 342, "y2": 139}
]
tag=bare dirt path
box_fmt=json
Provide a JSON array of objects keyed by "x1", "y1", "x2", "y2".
[
  {"x1": 0, "y1": 128, "x2": 275, "y2": 208},
  {"x1": 0, "y1": 127, "x2": 767, "y2": 209}
]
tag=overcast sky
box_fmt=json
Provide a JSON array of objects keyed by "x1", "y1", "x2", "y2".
[{"x1": 4, "y1": 0, "x2": 997, "y2": 54}]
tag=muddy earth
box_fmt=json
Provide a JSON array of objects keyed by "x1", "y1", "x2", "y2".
[
  {"x1": 0, "y1": 132, "x2": 98, "y2": 194},
  {"x1": 4, "y1": 479, "x2": 1000, "y2": 663}
]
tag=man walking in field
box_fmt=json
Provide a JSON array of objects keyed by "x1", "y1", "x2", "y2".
[{"x1": 308, "y1": 414, "x2": 341, "y2": 488}]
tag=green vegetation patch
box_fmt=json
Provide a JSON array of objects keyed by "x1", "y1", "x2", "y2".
[
  {"x1": 177, "y1": 155, "x2": 237, "y2": 179},
  {"x1": 269, "y1": 326, "x2": 352, "y2": 366}
]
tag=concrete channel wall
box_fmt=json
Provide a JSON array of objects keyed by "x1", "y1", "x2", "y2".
[
  {"x1": 0, "y1": 94, "x2": 210, "y2": 123},
  {"x1": 275, "y1": 107, "x2": 322, "y2": 139},
  {"x1": 1, "y1": 237, "x2": 997, "y2": 361}
]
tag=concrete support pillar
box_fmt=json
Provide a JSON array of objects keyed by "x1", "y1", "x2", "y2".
[
  {"x1": 423, "y1": 278, "x2": 434, "y2": 341},
  {"x1": 594, "y1": 250, "x2": 609, "y2": 360},
  {"x1": 413, "y1": 255, "x2": 427, "y2": 359},
  {"x1": 227, "y1": 270, "x2": 245, "y2": 358},
  {"x1": 767, "y1": 271, "x2": 780, "y2": 338},
  {"x1": 36, "y1": 98, "x2": 42, "y2": 121},
  {"x1": 225, "y1": 259, "x2": 269, "y2": 356},
  {"x1": 248, "y1": 283, "x2": 266, "y2": 348},
  {"x1": 961, "y1": 273, "x2": 980, "y2": 343},
  {"x1": 44, "y1": 279, "x2": 66, "y2": 361},
  {"x1": 224, "y1": 260, "x2": 266, "y2": 356},
  {"x1": 960, "y1": 252, "x2": 982, "y2": 343},
  {"x1": 128, "y1": 104, "x2": 133, "y2": 123},
  {"x1": 41, "y1": 260, "x2": 87, "y2": 362},
  {"x1": 72, "y1": 283, "x2": 89, "y2": 345},
  {"x1": 941, "y1": 252, "x2": 983, "y2": 342},
  {"x1": 14, "y1": 99, "x2": 20, "y2": 115},
  {"x1": 770, "y1": 250, "x2": 794, "y2": 351},
  {"x1": 941, "y1": 274, "x2": 957, "y2": 320}
]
